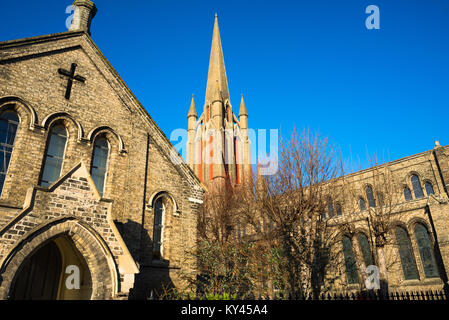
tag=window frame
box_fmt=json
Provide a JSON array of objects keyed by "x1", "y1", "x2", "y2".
[
  {"x1": 424, "y1": 181, "x2": 435, "y2": 197},
  {"x1": 365, "y1": 186, "x2": 376, "y2": 208},
  {"x1": 413, "y1": 223, "x2": 439, "y2": 279},
  {"x1": 152, "y1": 197, "x2": 166, "y2": 260},
  {"x1": 342, "y1": 235, "x2": 360, "y2": 285},
  {"x1": 395, "y1": 226, "x2": 420, "y2": 281},
  {"x1": 411, "y1": 174, "x2": 424, "y2": 199},
  {"x1": 403, "y1": 186, "x2": 413, "y2": 202},
  {"x1": 39, "y1": 124, "x2": 68, "y2": 187},
  {"x1": 0, "y1": 110, "x2": 20, "y2": 197},
  {"x1": 90, "y1": 137, "x2": 110, "y2": 197},
  {"x1": 359, "y1": 197, "x2": 367, "y2": 211}
]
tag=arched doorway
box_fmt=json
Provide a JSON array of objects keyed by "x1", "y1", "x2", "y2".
[{"x1": 9, "y1": 235, "x2": 93, "y2": 300}]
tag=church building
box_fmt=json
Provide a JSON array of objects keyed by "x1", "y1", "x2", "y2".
[{"x1": 0, "y1": 0, "x2": 204, "y2": 300}]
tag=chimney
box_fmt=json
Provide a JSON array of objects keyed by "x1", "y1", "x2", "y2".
[{"x1": 69, "y1": 0, "x2": 97, "y2": 35}]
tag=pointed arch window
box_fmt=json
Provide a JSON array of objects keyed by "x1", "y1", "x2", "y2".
[
  {"x1": 414, "y1": 223, "x2": 439, "y2": 278},
  {"x1": 357, "y1": 233, "x2": 374, "y2": 267},
  {"x1": 366, "y1": 186, "x2": 376, "y2": 208},
  {"x1": 336, "y1": 203, "x2": 342, "y2": 216},
  {"x1": 424, "y1": 182, "x2": 435, "y2": 196},
  {"x1": 411, "y1": 175, "x2": 424, "y2": 199},
  {"x1": 153, "y1": 198, "x2": 165, "y2": 260},
  {"x1": 40, "y1": 125, "x2": 68, "y2": 187},
  {"x1": 327, "y1": 198, "x2": 335, "y2": 218},
  {"x1": 0, "y1": 111, "x2": 19, "y2": 195},
  {"x1": 342, "y1": 236, "x2": 359, "y2": 284},
  {"x1": 359, "y1": 198, "x2": 366, "y2": 211},
  {"x1": 91, "y1": 137, "x2": 110, "y2": 196},
  {"x1": 404, "y1": 187, "x2": 412, "y2": 201},
  {"x1": 395, "y1": 226, "x2": 419, "y2": 280}
]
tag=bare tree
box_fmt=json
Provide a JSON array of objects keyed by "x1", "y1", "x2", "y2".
[
  {"x1": 181, "y1": 180, "x2": 264, "y2": 299},
  {"x1": 252, "y1": 128, "x2": 346, "y2": 298}
]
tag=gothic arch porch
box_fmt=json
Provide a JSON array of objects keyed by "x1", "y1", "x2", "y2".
[{"x1": 0, "y1": 218, "x2": 118, "y2": 300}]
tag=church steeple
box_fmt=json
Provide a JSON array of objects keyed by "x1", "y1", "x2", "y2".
[
  {"x1": 205, "y1": 14, "x2": 230, "y2": 104},
  {"x1": 186, "y1": 15, "x2": 251, "y2": 187}
]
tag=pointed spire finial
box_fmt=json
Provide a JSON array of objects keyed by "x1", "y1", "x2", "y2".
[
  {"x1": 239, "y1": 94, "x2": 248, "y2": 117},
  {"x1": 188, "y1": 95, "x2": 197, "y2": 117}
]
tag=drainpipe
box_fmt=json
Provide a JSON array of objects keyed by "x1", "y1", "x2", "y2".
[
  {"x1": 432, "y1": 148, "x2": 449, "y2": 198},
  {"x1": 425, "y1": 204, "x2": 449, "y2": 297}
]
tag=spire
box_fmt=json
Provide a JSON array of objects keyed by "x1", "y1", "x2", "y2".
[
  {"x1": 205, "y1": 14, "x2": 230, "y2": 104},
  {"x1": 239, "y1": 94, "x2": 248, "y2": 117},
  {"x1": 188, "y1": 95, "x2": 197, "y2": 117}
]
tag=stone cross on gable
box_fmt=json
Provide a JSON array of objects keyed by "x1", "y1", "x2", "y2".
[{"x1": 58, "y1": 63, "x2": 86, "y2": 100}]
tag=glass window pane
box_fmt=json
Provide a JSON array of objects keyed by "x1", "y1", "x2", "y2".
[
  {"x1": 0, "y1": 112, "x2": 19, "y2": 195},
  {"x1": 342, "y1": 236, "x2": 359, "y2": 284},
  {"x1": 0, "y1": 173, "x2": 5, "y2": 195},
  {"x1": 0, "y1": 119, "x2": 8, "y2": 144},
  {"x1": 41, "y1": 157, "x2": 63, "y2": 187},
  {"x1": 395, "y1": 227, "x2": 419, "y2": 280},
  {"x1": 414, "y1": 224, "x2": 439, "y2": 278},
  {"x1": 47, "y1": 134, "x2": 67, "y2": 158},
  {"x1": 366, "y1": 186, "x2": 376, "y2": 208},
  {"x1": 92, "y1": 168, "x2": 105, "y2": 195},
  {"x1": 411, "y1": 175, "x2": 424, "y2": 199},
  {"x1": 6, "y1": 123, "x2": 18, "y2": 145},
  {"x1": 40, "y1": 125, "x2": 67, "y2": 187},
  {"x1": 425, "y1": 182, "x2": 434, "y2": 196},
  {"x1": 336, "y1": 204, "x2": 342, "y2": 216},
  {"x1": 357, "y1": 233, "x2": 374, "y2": 267},
  {"x1": 327, "y1": 198, "x2": 334, "y2": 218},
  {"x1": 404, "y1": 187, "x2": 412, "y2": 201},
  {"x1": 0, "y1": 150, "x2": 5, "y2": 173},
  {"x1": 153, "y1": 199, "x2": 164, "y2": 257},
  {"x1": 359, "y1": 198, "x2": 366, "y2": 211},
  {"x1": 91, "y1": 138, "x2": 109, "y2": 196}
]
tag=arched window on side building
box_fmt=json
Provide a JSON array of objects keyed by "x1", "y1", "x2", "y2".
[
  {"x1": 411, "y1": 174, "x2": 424, "y2": 199},
  {"x1": 0, "y1": 111, "x2": 19, "y2": 195},
  {"x1": 414, "y1": 223, "x2": 439, "y2": 278},
  {"x1": 395, "y1": 226, "x2": 419, "y2": 280},
  {"x1": 342, "y1": 236, "x2": 359, "y2": 284}
]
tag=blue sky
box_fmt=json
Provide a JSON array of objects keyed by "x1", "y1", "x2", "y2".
[{"x1": 1, "y1": 0, "x2": 448, "y2": 171}]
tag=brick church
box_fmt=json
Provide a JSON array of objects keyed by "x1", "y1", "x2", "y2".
[{"x1": 0, "y1": 0, "x2": 205, "y2": 300}]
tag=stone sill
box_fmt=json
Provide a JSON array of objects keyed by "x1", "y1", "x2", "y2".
[{"x1": 396, "y1": 278, "x2": 443, "y2": 288}]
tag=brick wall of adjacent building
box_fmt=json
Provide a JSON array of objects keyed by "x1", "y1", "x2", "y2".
[{"x1": 0, "y1": 31, "x2": 204, "y2": 299}]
